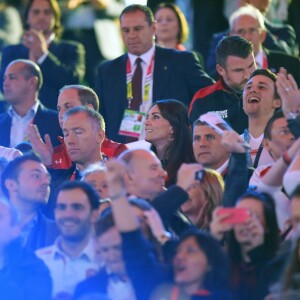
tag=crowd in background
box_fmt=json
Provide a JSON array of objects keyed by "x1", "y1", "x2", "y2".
[{"x1": 1, "y1": 0, "x2": 300, "y2": 300}]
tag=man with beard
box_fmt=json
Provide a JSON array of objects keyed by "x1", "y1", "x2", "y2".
[
  {"x1": 189, "y1": 35, "x2": 256, "y2": 134},
  {"x1": 36, "y1": 180, "x2": 100, "y2": 299},
  {"x1": 0, "y1": 152, "x2": 59, "y2": 251}
]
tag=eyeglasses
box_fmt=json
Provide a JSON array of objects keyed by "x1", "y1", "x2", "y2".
[{"x1": 232, "y1": 27, "x2": 262, "y2": 36}]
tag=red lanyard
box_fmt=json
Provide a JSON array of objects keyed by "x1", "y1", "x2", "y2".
[{"x1": 126, "y1": 53, "x2": 155, "y2": 108}]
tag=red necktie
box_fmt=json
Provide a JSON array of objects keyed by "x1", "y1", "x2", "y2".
[{"x1": 131, "y1": 57, "x2": 143, "y2": 110}]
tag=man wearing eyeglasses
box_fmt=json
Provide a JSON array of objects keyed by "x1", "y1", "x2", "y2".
[{"x1": 229, "y1": 5, "x2": 300, "y2": 86}]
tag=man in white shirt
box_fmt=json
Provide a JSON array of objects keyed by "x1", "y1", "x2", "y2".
[
  {"x1": 36, "y1": 180, "x2": 101, "y2": 299},
  {"x1": 0, "y1": 59, "x2": 61, "y2": 148},
  {"x1": 242, "y1": 68, "x2": 281, "y2": 168}
]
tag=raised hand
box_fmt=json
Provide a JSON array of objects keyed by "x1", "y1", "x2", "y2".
[
  {"x1": 27, "y1": 124, "x2": 53, "y2": 166},
  {"x1": 22, "y1": 29, "x2": 48, "y2": 62},
  {"x1": 276, "y1": 67, "x2": 300, "y2": 118},
  {"x1": 210, "y1": 207, "x2": 234, "y2": 241},
  {"x1": 221, "y1": 130, "x2": 248, "y2": 153}
]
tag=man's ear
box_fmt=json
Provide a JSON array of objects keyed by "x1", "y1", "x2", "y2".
[
  {"x1": 96, "y1": 129, "x2": 105, "y2": 145},
  {"x1": 151, "y1": 20, "x2": 157, "y2": 36},
  {"x1": 260, "y1": 29, "x2": 267, "y2": 44},
  {"x1": 4, "y1": 179, "x2": 17, "y2": 194},
  {"x1": 272, "y1": 98, "x2": 281, "y2": 109},
  {"x1": 29, "y1": 76, "x2": 38, "y2": 90},
  {"x1": 123, "y1": 170, "x2": 133, "y2": 185},
  {"x1": 216, "y1": 64, "x2": 225, "y2": 77}
]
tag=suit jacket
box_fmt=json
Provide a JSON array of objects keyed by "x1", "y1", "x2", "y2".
[
  {"x1": 0, "y1": 39, "x2": 85, "y2": 110},
  {"x1": 25, "y1": 210, "x2": 60, "y2": 251},
  {"x1": 265, "y1": 48, "x2": 300, "y2": 86},
  {"x1": 95, "y1": 46, "x2": 214, "y2": 143},
  {"x1": 73, "y1": 267, "x2": 109, "y2": 299},
  {"x1": 1, "y1": 239, "x2": 52, "y2": 300},
  {"x1": 0, "y1": 102, "x2": 62, "y2": 148}
]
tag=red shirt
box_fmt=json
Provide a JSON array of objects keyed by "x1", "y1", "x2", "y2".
[{"x1": 49, "y1": 136, "x2": 128, "y2": 169}]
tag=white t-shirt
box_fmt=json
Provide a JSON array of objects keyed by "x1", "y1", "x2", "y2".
[{"x1": 241, "y1": 132, "x2": 274, "y2": 167}]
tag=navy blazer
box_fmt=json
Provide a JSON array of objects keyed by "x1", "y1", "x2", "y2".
[
  {"x1": 95, "y1": 46, "x2": 214, "y2": 143},
  {"x1": 0, "y1": 39, "x2": 85, "y2": 110},
  {"x1": 0, "y1": 102, "x2": 62, "y2": 148}
]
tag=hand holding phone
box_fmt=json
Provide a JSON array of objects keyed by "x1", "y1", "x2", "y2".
[{"x1": 217, "y1": 207, "x2": 251, "y2": 224}]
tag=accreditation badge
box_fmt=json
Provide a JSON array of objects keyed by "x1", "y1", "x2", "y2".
[{"x1": 119, "y1": 109, "x2": 146, "y2": 138}]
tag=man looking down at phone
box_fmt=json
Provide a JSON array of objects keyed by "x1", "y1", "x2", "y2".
[
  {"x1": 189, "y1": 35, "x2": 256, "y2": 134},
  {"x1": 210, "y1": 190, "x2": 280, "y2": 300}
]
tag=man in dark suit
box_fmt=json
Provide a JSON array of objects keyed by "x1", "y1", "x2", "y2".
[
  {"x1": 0, "y1": 153, "x2": 59, "y2": 252},
  {"x1": 0, "y1": 0, "x2": 85, "y2": 110},
  {"x1": 0, "y1": 59, "x2": 61, "y2": 148},
  {"x1": 95, "y1": 4, "x2": 214, "y2": 143}
]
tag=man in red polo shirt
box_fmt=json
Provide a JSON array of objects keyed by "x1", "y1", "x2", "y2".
[{"x1": 28, "y1": 84, "x2": 127, "y2": 169}]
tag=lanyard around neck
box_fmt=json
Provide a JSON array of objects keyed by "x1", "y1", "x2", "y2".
[{"x1": 126, "y1": 53, "x2": 155, "y2": 108}]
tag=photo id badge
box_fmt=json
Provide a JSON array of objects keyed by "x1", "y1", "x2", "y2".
[{"x1": 119, "y1": 109, "x2": 146, "y2": 138}]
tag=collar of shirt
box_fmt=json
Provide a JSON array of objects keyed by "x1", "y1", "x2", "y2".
[
  {"x1": 8, "y1": 101, "x2": 40, "y2": 120},
  {"x1": 46, "y1": 33, "x2": 55, "y2": 46},
  {"x1": 52, "y1": 235, "x2": 98, "y2": 262},
  {"x1": 255, "y1": 49, "x2": 264, "y2": 68},
  {"x1": 128, "y1": 45, "x2": 155, "y2": 72},
  {"x1": 216, "y1": 159, "x2": 229, "y2": 175},
  {"x1": 20, "y1": 212, "x2": 38, "y2": 247}
]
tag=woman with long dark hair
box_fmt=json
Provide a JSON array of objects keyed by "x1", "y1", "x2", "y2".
[
  {"x1": 145, "y1": 99, "x2": 196, "y2": 186},
  {"x1": 210, "y1": 190, "x2": 280, "y2": 300}
]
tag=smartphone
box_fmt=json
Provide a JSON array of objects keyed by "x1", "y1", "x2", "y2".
[
  {"x1": 217, "y1": 207, "x2": 250, "y2": 224},
  {"x1": 195, "y1": 170, "x2": 204, "y2": 181}
]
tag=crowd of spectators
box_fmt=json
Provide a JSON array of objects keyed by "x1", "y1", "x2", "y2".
[{"x1": 1, "y1": 0, "x2": 300, "y2": 300}]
